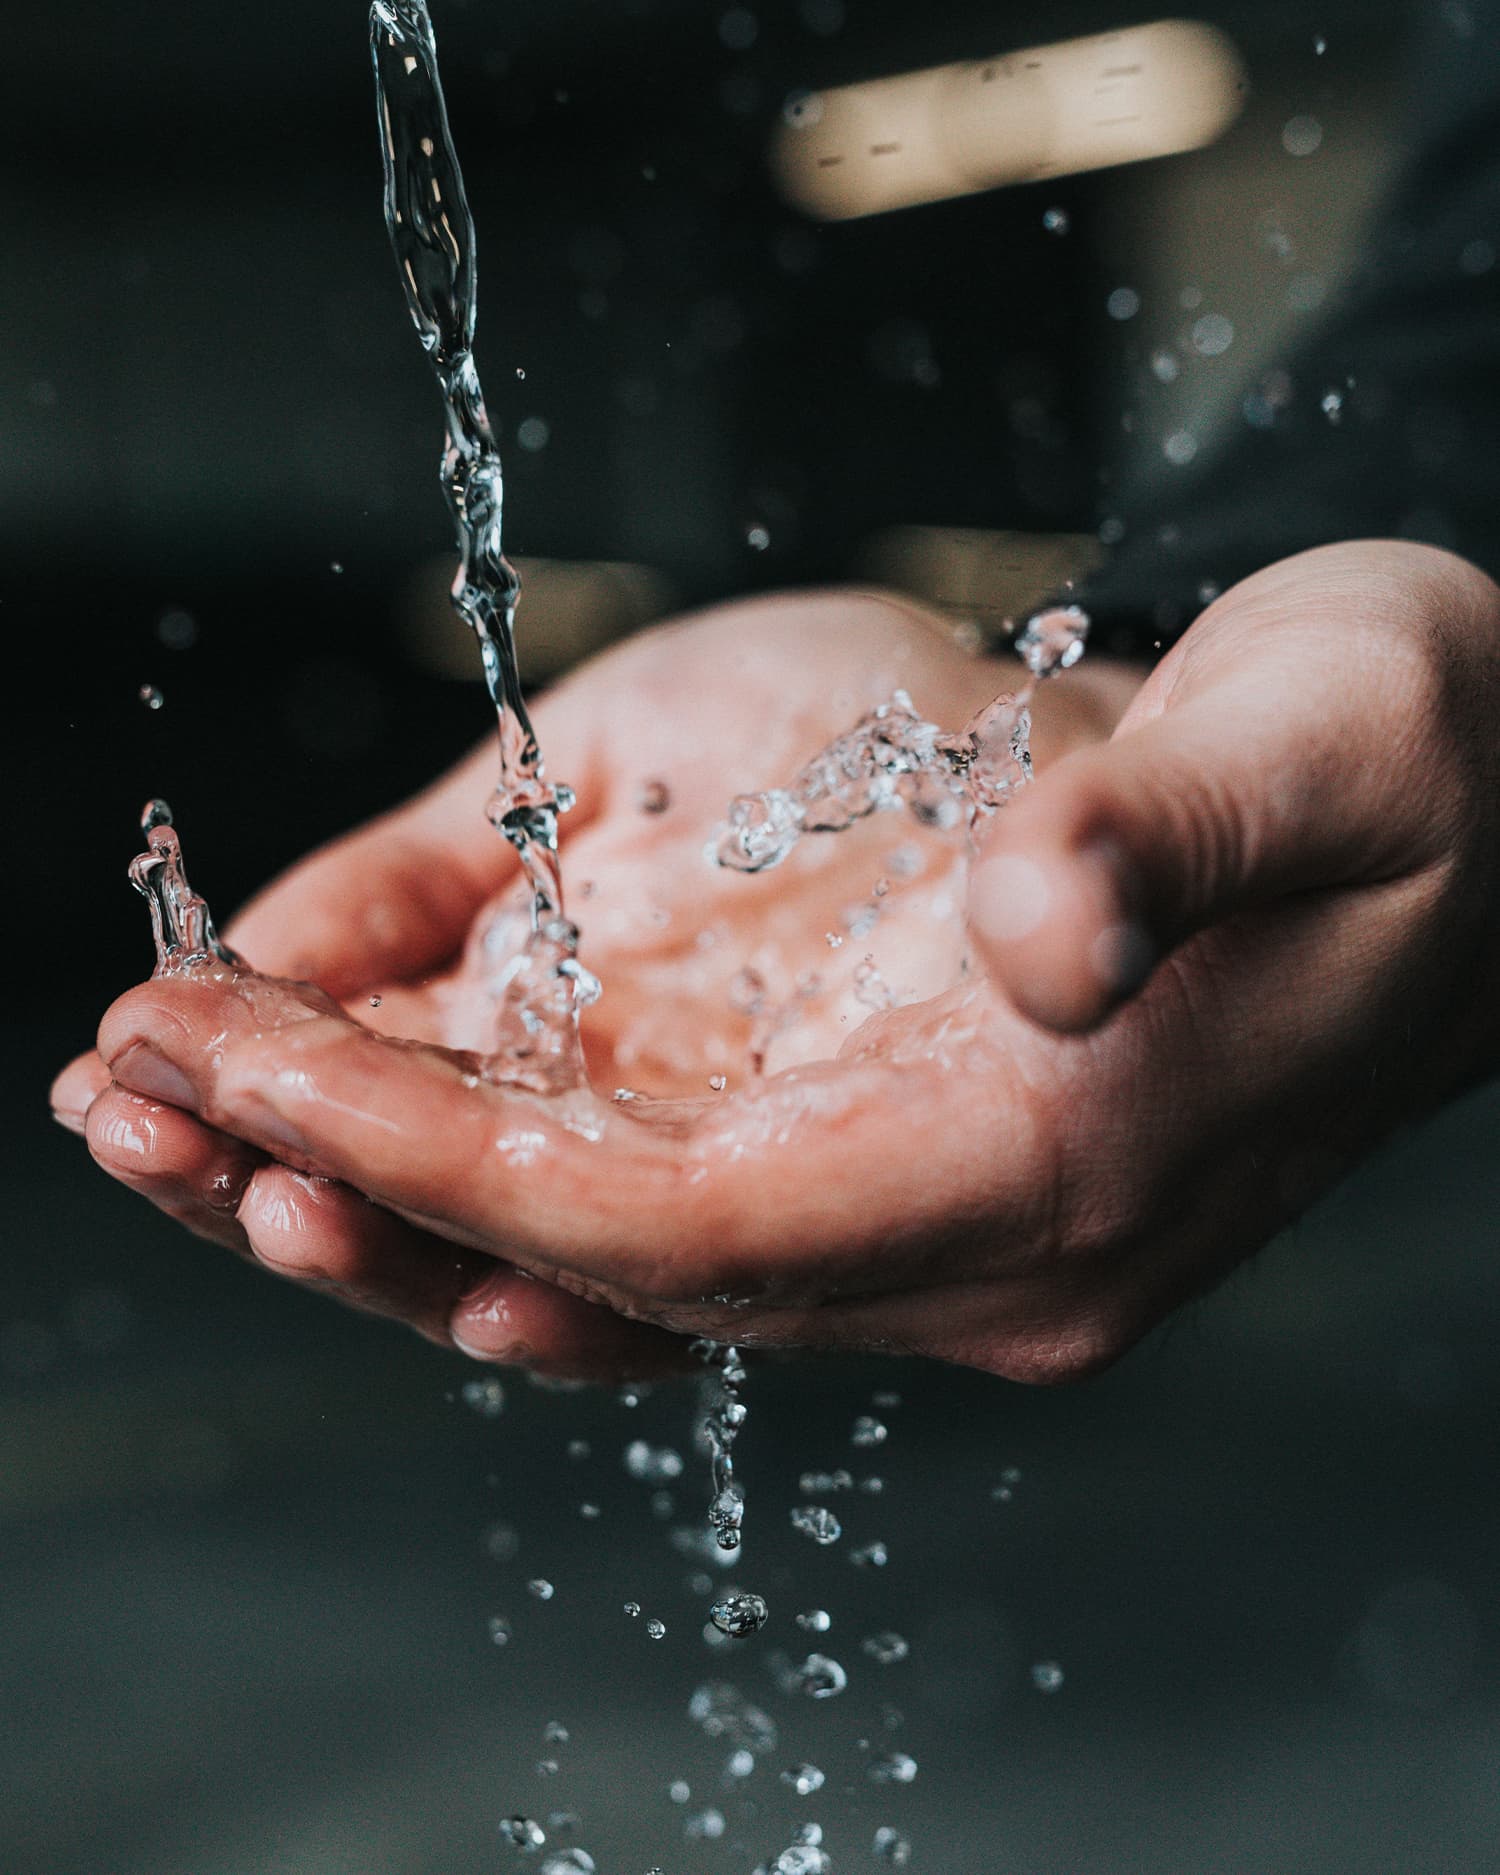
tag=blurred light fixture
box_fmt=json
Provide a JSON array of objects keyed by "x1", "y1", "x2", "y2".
[
  {"x1": 400, "y1": 556, "x2": 677, "y2": 683},
  {"x1": 772, "y1": 21, "x2": 1247, "y2": 221},
  {"x1": 857, "y1": 525, "x2": 1103, "y2": 632}
]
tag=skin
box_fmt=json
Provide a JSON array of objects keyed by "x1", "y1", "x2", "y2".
[{"x1": 52, "y1": 542, "x2": 1500, "y2": 1382}]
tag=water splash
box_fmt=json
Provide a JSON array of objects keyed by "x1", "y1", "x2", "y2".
[
  {"x1": 370, "y1": 0, "x2": 590, "y2": 1087},
  {"x1": 714, "y1": 606, "x2": 1090, "y2": 877},
  {"x1": 129, "y1": 801, "x2": 242, "y2": 976}
]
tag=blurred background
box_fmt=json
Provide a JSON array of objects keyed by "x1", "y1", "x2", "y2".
[{"x1": 7, "y1": 0, "x2": 1500, "y2": 1869}]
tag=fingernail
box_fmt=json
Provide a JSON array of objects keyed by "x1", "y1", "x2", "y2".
[
  {"x1": 112, "y1": 1043, "x2": 198, "y2": 1110},
  {"x1": 451, "y1": 1325, "x2": 532, "y2": 1365},
  {"x1": 51, "y1": 1105, "x2": 88, "y2": 1138}
]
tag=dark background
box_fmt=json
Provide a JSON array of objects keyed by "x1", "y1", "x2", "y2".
[{"x1": 7, "y1": 2, "x2": 1500, "y2": 1870}]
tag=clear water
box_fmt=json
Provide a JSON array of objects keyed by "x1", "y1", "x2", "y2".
[{"x1": 371, "y1": 0, "x2": 593, "y2": 1092}]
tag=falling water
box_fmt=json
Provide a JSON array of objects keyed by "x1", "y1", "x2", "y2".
[{"x1": 370, "y1": 0, "x2": 594, "y2": 1091}]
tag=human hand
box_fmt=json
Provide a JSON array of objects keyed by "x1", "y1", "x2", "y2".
[
  {"x1": 54, "y1": 590, "x2": 1136, "y2": 1375},
  {"x1": 59, "y1": 545, "x2": 1500, "y2": 1379}
]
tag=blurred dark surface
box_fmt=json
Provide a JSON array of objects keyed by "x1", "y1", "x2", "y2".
[{"x1": 8, "y1": 1, "x2": 1499, "y2": 1870}]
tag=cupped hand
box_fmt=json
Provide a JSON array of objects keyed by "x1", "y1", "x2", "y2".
[
  {"x1": 56, "y1": 547, "x2": 1500, "y2": 1378},
  {"x1": 54, "y1": 590, "x2": 1133, "y2": 1375}
]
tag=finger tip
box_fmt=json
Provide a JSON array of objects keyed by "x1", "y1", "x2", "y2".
[{"x1": 970, "y1": 840, "x2": 1155, "y2": 1034}]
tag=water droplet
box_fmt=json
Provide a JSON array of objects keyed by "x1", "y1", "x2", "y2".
[
  {"x1": 138, "y1": 684, "x2": 164, "y2": 711},
  {"x1": 625, "y1": 1439, "x2": 685, "y2": 1483},
  {"x1": 488, "y1": 1615, "x2": 513, "y2": 1646},
  {"x1": 536, "y1": 1758, "x2": 559, "y2": 1777},
  {"x1": 1314, "y1": 33, "x2": 1328, "y2": 54},
  {"x1": 781, "y1": 1762, "x2": 826, "y2": 1795},
  {"x1": 499, "y1": 1814, "x2": 547, "y2": 1851},
  {"x1": 638, "y1": 778, "x2": 671, "y2": 815},
  {"x1": 1042, "y1": 206, "x2": 1070, "y2": 235},
  {"x1": 869, "y1": 1751, "x2": 918, "y2": 1784},
  {"x1": 646, "y1": 1617, "x2": 667, "y2": 1640},
  {"x1": 516, "y1": 365, "x2": 527, "y2": 379},
  {"x1": 543, "y1": 1720, "x2": 570, "y2": 1744},
  {"x1": 873, "y1": 1389, "x2": 901, "y2": 1409},
  {"x1": 1032, "y1": 1660, "x2": 1065, "y2": 1692},
  {"x1": 709, "y1": 1073, "x2": 728, "y2": 1092},
  {"x1": 1191, "y1": 312, "x2": 1235, "y2": 357},
  {"x1": 462, "y1": 1377, "x2": 506, "y2": 1418},
  {"x1": 482, "y1": 1520, "x2": 519, "y2": 1562},
  {"x1": 1151, "y1": 347, "x2": 1180, "y2": 383},
  {"x1": 793, "y1": 1652, "x2": 847, "y2": 1698},
  {"x1": 540, "y1": 1853, "x2": 595, "y2": 1875},
  {"x1": 773, "y1": 1847, "x2": 831, "y2": 1874},
  {"x1": 330, "y1": 560, "x2": 345, "y2": 575},
  {"x1": 746, "y1": 524, "x2": 771, "y2": 551},
  {"x1": 567, "y1": 1439, "x2": 591, "y2": 1461},
  {"x1": 1015, "y1": 605, "x2": 1090, "y2": 679},
  {"x1": 1283, "y1": 114, "x2": 1324, "y2": 157},
  {"x1": 684, "y1": 1806, "x2": 726, "y2": 1839},
  {"x1": 517, "y1": 416, "x2": 551, "y2": 452},
  {"x1": 795, "y1": 1608, "x2": 831, "y2": 1633},
  {"x1": 710, "y1": 1590, "x2": 770, "y2": 1637},
  {"x1": 850, "y1": 1540, "x2": 888, "y2": 1568},
  {"x1": 669, "y1": 1778, "x2": 691, "y2": 1803},
  {"x1": 578, "y1": 1502, "x2": 601, "y2": 1520},
  {"x1": 873, "y1": 1825, "x2": 913, "y2": 1864},
  {"x1": 529, "y1": 1578, "x2": 555, "y2": 1601},
  {"x1": 1163, "y1": 429, "x2": 1199, "y2": 467},
  {"x1": 1106, "y1": 287, "x2": 1141, "y2": 321},
  {"x1": 368, "y1": 994, "x2": 383, "y2": 1008},
  {"x1": 718, "y1": 6, "x2": 759, "y2": 51},
  {"x1": 156, "y1": 608, "x2": 198, "y2": 649},
  {"x1": 1321, "y1": 388, "x2": 1345, "y2": 424},
  {"x1": 862, "y1": 1631, "x2": 910, "y2": 1665},
  {"x1": 851, "y1": 1415, "x2": 888, "y2": 1448},
  {"x1": 790, "y1": 1504, "x2": 842, "y2": 1545},
  {"x1": 623, "y1": 1601, "x2": 642, "y2": 1618}
]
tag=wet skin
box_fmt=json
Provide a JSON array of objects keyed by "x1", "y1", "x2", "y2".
[{"x1": 54, "y1": 545, "x2": 1500, "y2": 1380}]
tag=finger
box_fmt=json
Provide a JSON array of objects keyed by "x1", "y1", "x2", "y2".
[
  {"x1": 97, "y1": 972, "x2": 1036, "y2": 1305},
  {"x1": 85, "y1": 1085, "x2": 260, "y2": 1253},
  {"x1": 450, "y1": 1265, "x2": 690, "y2": 1378},
  {"x1": 223, "y1": 715, "x2": 605, "y2": 996},
  {"x1": 239, "y1": 1174, "x2": 684, "y2": 1375},
  {"x1": 236, "y1": 1166, "x2": 489, "y2": 1345},
  {"x1": 51, "y1": 1051, "x2": 112, "y2": 1136},
  {"x1": 969, "y1": 553, "x2": 1467, "y2": 1033}
]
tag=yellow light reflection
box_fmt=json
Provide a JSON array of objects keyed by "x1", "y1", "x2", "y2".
[{"x1": 772, "y1": 20, "x2": 1247, "y2": 221}]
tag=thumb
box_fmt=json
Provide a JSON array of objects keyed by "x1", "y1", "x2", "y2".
[{"x1": 967, "y1": 671, "x2": 1433, "y2": 1035}]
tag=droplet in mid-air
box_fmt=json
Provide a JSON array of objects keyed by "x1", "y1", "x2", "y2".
[
  {"x1": 873, "y1": 1826, "x2": 913, "y2": 1864},
  {"x1": 528, "y1": 1578, "x2": 555, "y2": 1601},
  {"x1": 1032, "y1": 1660, "x2": 1065, "y2": 1692},
  {"x1": 792, "y1": 1652, "x2": 847, "y2": 1698},
  {"x1": 710, "y1": 1590, "x2": 770, "y2": 1637},
  {"x1": 646, "y1": 1617, "x2": 667, "y2": 1640},
  {"x1": 851, "y1": 1414, "x2": 888, "y2": 1448},
  {"x1": 780, "y1": 1762, "x2": 826, "y2": 1795},
  {"x1": 868, "y1": 1751, "x2": 918, "y2": 1784},
  {"x1": 1042, "y1": 206, "x2": 1070, "y2": 235},
  {"x1": 498, "y1": 1814, "x2": 546, "y2": 1850},
  {"x1": 138, "y1": 684, "x2": 164, "y2": 710},
  {"x1": 862, "y1": 1630, "x2": 909, "y2": 1665},
  {"x1": 790, "y1": 1504, "x2": 842, "y2": 1545},
  {"x1": 1014, "y1": 605, "x2": 1090, "y2": 679}
]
